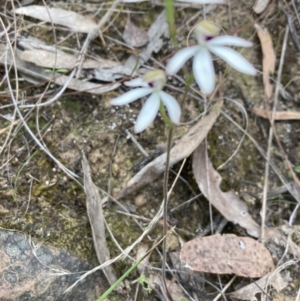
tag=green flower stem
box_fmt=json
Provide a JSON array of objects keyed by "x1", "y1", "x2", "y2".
[
  {"x1": 180, "y1": 72, "x2": 194, "y2": 108},
  {"x1": 164, "y1": 1, "x2": 193, "y2": 299},
  {"x1": 159, "y1": 101, "x2": 173, "y2": 127},
  {"x1": 162, "y1": 126, "x2": 173, "y2": 301},
  {"x1": 165, "y1": 0, "x2": 177, "y2": 48}
]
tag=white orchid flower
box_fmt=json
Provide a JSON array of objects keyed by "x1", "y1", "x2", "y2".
[
  {"x1": 166, "y1": 20, "x2": 257, "y2": 95},
  {"x1": 110, "y1": 69, "x2": 181, "y2": 133}
]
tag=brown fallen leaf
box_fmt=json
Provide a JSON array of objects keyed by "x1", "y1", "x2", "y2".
[
  {"x1": 180, "y1": 234, "x2": 275, "y2": 277},
  {"x1": 229, "y1": 271, "x2": 288, "y2": 300},
  {"x1": 82, "y1": 153, "x2": 118, "y2": 287},
  {"x1": 192, "y1": 141, "x2": 260, "y2": 237},
  {"x1": 253, "y1": 0, "x2": 270, "y2": 14},
  {"x1": 117, "y1": 99, "x2": 223, "y2": 198},
  {"x1": 15, "y1": 6, "x2": 98, "y2": 33},
  {"x1": 251, "y1": 106, "x2": 300, "y2": 120},
  {"x1": 123, "y1": 15, "x2": 148, "y2": 48},
  {"x1": 20, "y1": 49, "x2": 119, "y2": 69},
  {"x1": 255, "y1": 24, "x2": 276, "y2": 100}
]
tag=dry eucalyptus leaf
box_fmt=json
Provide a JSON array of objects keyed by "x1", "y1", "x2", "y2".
[
  {"x1": 193, "y1": 142, "x2": 260, "y2": 237},
  {"x1": 255, "y1": 24, "x2": 275, "y2": 100},
  {"x1": 229, "y1": 271, "x2": 288, "y2": 301},
  {"x1": 15, "y1": 6, "x2": 98, "y2": 33},
  {"x1": 253, "y1": 0, "x2": 270, "y2": 14},
  {"x1": 123, "y1": 16, "x2": 148, "y2": 47},
  {"x1": 82, "y1": 153, "x2": 118, "y2": 287},
  {"x1": 20, "y1": 49, "x2": 119, "y2": 69},
  {"x1": 251, "y1": 107, "x2": 300, "y2": 120},
  {"x1": 124, "y1": 10, "x2": 168, "y2": 72},
  {"x1": 180, "y1": 234, "x2": 275, "y2": 277},
  {"x1": 117, "y1": 99, "x2": 223, "y2": 198}
]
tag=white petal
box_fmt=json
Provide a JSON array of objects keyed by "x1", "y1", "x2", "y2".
[
  {"x1": 176, "y1": 0, "x2": 226, "y2": 3},
  {"x1": 166, "y1": 46, "x2": 199, "y2": 75},
  {"x1": 134, "y1": 93, "x2": 160, "y2": 133},
  {"x1": 209, "y1": 45, "x2": 257, "y2": 75},
  {"x1": 158, "y1": 91, "x2": 181, "y2": 124},
  {"x1": 208, "y1": 35, "x2": 253, "y2": 47},
  {"x1": 193, "y1": 48, "x2": 215, "y2": 95},
  {"x1": 124, "y1": 78, "x2": 148, "y2": 87},
  {"x1": 110, "y1": 88, "x2": 152, "y2": 105}
]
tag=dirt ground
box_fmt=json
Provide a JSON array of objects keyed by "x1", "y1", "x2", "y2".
[{"x1": 1, "y1": 0, "x2": 300, "y2": 300}]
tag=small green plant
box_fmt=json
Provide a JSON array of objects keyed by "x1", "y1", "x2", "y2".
[
  {"x1": 138, "y1": 274, "x2": 152, "y2": 293},
  {"x1": 294, "y1": 165, "x2": 300, "y2": 173}
]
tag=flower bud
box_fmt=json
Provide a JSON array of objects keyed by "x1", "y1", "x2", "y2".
[
  {"x1": 143, "y1": 69, "x2": 166, "y2": 91},
  {"x1": 194, "y1": 20, "x2": 220, "y2": 43}
]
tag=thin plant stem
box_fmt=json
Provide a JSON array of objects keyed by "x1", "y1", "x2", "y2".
[
  {"x1": 163, "y1": 1, "x2": 194, "y2": 297},
  {"x1": 159, "y1": 101, "x2": 173, "y2": 126},
  {"x1": 163, "y1": 1, "x2": 177, "y2": 298},
  {"x1": 162, "y1": 125, "x2": 173, "y2": 300}
]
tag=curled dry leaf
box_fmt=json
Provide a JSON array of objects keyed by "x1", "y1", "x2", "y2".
[
  {"x1": 251, "y1": 107, "x2": 300, "y2": 120},
  {"x1": 14, "y1": 6, "x2": 98, "y2": 33},
  {"x1": 117, "y1": 99, "x2": 223, "y2": 199},
  {"x1": 123, "y1": 16, "x2": 148, "y2": 48},
  {"x1": 253, "y1": 0, "x2": 270, "y2": 14},
  {"x1": 255, "y1": 24, "x2": 276, "y2": 100},
  {"x1": 192, "y1": 142, "x2": 260, "y2": 237},
  {"x1": 180, "y1": 234, "x2": 275, "y2": 277}
]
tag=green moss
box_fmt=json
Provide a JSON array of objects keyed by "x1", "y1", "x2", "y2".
[{"x1": 61, "y1": 98, "x2": 82, "y2": 114}]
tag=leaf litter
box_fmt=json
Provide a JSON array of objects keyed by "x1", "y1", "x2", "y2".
[
  {"x1": 229, "y1": 271, "x2": 289, "y2": 301},
  {"x1": 1, "y1": 10, "x2": 169, "y2": 94},
  {"x1": 0, "y1": 43, "x2": 121, "y2": 94},
  {"x1": 180, "y1": 233, "x2": 275, "y2": 277}
]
